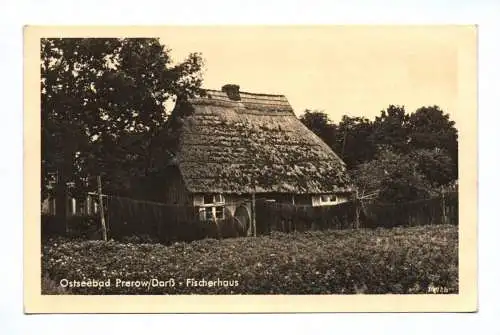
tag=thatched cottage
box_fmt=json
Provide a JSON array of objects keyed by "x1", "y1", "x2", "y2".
[{"x1": 164, "y1": 84, "x2": 353, "y2": 228}]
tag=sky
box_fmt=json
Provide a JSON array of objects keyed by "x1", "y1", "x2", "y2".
[{"x1": 159, "y1": 26, "x2": 476, "y2": 126}]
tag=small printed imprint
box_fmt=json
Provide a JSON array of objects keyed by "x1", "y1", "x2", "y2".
[{"x1": 427, "y1": 285, "x2": 451, "y2": 294}]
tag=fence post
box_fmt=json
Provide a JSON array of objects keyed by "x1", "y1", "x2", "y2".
[
  {"x1": 355, "y1": 190, "x2": 361, "y2": 229},
  {"x1": 251, "y1": 192, "x2": 256, "y2": 237},
  {"x1": 441, "y1": 187, "x2": 447, "y2": 225},
  {"x1": 97, "y1": 175, "x2": 108, "y2": 241}
]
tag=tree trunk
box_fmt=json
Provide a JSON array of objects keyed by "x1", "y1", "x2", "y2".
[
  {"x1": 97, "y1": 175, "x2": 108, "y2": 241},
  {"x1": 55, "y1": 167, "x2": 69, "y2": 234},
  {"x1": 55, "y1": 125, "x2": 75, "y2": 234},
  {"x1": 251, "y1": 193, "x2": 256, "y2": 237}
]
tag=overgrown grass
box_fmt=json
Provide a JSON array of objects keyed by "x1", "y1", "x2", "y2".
[{"x1": 42, "y1": 225, "x2": 458, "y2": 294}]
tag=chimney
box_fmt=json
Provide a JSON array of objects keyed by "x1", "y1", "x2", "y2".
[{"x1": 221, "y1": 84, "x2": 241, "y2": 101}]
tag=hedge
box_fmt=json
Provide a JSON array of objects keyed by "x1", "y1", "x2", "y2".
[{"x1": 42, "y1": 224, "x2": 458, "y2": 295}]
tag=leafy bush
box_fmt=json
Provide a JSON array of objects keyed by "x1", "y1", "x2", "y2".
[{"x1": 41, "y1": 225, "x2": 458, "y2": 295}]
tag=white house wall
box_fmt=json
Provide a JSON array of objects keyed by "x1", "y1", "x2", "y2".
[{"x1": 311, "y1": 194, "x2": 349, "y2": 207}]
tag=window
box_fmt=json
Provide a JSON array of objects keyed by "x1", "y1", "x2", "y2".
[
  {"x1": 319, "y1": 194, "x2": 337, "y2": 205},
  {"x1": 199, "y1": 208, "x2": 205, "y2": 221},
  {"x1": 214, "y1": 194, "x2": 224, "y2": 204},
  {"x1": 199, "y1": 206, "x2": 222, "y2": 221},
  {"x1": 199, "y1": 207, "x2": 213, "y2": 221},
  {"x1": 203, "y1": 194, "x2": 224, "y2": 205},
  {"x1": 68, "y1": 198, "x2": 76, "y2": 215},
  {"x1": 203, "y1": 194, "x2": 213, "y2": 205},
  {"x1": 199, "y1": 194, "x2": 225, "y2": 221},
  {"x1": 215, "y1": 206, "x2": 224, "y2": 219},
  {"x1": 78, "y1": 201, "x2": 86, "y2": 216},
  {"x1": 47, "y1": 172, "x2": 58, "y2": 189}
]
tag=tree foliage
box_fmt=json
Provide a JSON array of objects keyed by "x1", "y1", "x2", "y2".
[
  {"x1": 298, "y1": 110, "x2": 338, "y2": 149},
  {"x1": 409, "y1": 149, "x2": 455, "y2": 188},
  {"x1": 337, "y1": 115, "x2": 377, "y2": 168},
  {"x1": 299, "y1": 104, "x2": 459, "y2": 202},
  {"x1": 298, "y1": 112, "x2": 376, "y2": 168},
  {"x1": 353, "y1": 148, "x2": 435, "y2": 203},
  {"x1": 41, "y1": 38, "x2": 204, "y2": 208},
  {"x1": 407, "y1": 106, "x2": 458, "y2": 180},
  {"x1": 370, "y1": 105, "x2": 410, "y2": 152}
]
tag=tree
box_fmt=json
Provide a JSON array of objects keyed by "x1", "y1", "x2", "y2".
[
  {"x1": 298, "y1": 110, "x2": 339, "y2": 150},
  {"x1": 41, "y1": 38, "x2": 204, "y2": 219},
  {"x1": 353, "y1": 147, "x2": 435, "y2": 203},
  {"x1": 299, "y1": 111, "x2": 377, "y2": 169},
  {"x1": 370, "y1": 105, "x2": 410, "y2": 153},
  {"x1": 407, "y1": 106, "x2": 458, "y2": 180},
  {"x1": 298, "y1": 104, "x2": 457, "y2": 203},
  {"x1": 336, "y1": 115, "x2": 376, "y2": 168},
  {"x1": 409, "y1": 149, "x2": 455, "y2": 188}
]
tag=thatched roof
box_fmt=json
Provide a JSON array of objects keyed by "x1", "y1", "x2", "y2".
[{"x1": 172, "y1": 85, "x2": 352, "y2": 194}]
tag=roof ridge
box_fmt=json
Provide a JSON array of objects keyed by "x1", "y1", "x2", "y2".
[{"x1": 203, "y1": 88, "x2": 286, "y2": 97}]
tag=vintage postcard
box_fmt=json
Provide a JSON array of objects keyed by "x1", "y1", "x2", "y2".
[{"x1": 24, "y1": 25, "x2": 477, "y2": 313}]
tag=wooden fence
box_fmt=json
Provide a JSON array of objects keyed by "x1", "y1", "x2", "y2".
[
  {"x1": 362, "y1": 192, "x2": 458, "y2": 228},
  {"x1": 42, "y1": 191, "x2": 459, "y2": 241},
  {"x1": 105, "y1": 196, "x2": 221, "y2": 242},
  {"x1": 254, "y1": 191, "x2": 458, "y2": 233},
  {"x1": 255, "y1": 200, "x2": 359, "y2": 234}
]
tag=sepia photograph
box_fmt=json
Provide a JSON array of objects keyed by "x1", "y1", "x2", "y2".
[{"x1": 24, "y1": 25, "x2": 477, "y2": 312}]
